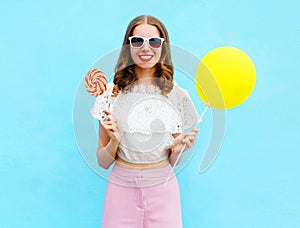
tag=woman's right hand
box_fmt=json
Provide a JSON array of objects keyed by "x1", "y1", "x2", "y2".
[
  {"x1": 101, "y1": 109, "x2": 123, "y2": 143},
  {"x1": 170, "y1": 128, "x2": 199, "y2": 155}
]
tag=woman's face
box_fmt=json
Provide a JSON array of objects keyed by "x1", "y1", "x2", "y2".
[{"x1": 130, "y1": 23, "x2": 162, "y2": 70}]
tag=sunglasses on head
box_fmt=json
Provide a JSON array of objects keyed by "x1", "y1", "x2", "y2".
[{"x1": 128, "y1": 36, "x2": 164, "y2": 49}]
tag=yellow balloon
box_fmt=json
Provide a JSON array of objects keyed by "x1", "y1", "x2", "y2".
[{"x1": 195, "y1": 46, "x2": 256, "y2": 109}]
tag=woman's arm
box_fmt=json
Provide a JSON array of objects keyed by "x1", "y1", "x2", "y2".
[
  {"x1": 168, "y1": 133, "x2": 181, "y2": 166},
  {"x1": 96, "y1": 110, "x2": 122, "y2": 169}
]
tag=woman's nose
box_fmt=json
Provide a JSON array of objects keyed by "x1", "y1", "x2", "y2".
[{"x1": 141, "y1": 41, "x2": 151, "y2": 51}]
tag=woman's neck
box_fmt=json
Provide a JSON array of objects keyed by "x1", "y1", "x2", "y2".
[{"x1": 134, "y1": 66, "x2": 155, "y2": 85}]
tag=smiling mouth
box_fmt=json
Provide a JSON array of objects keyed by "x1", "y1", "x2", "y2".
[{"x1": 139, "y1": 55, "x2": 153, "y2": 62}]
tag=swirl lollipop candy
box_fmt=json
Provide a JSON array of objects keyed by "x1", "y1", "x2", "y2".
[
  {"x1": 85, "y1": 69, "x2": 108, "y2": 96},
  {"x1": 85, "y1": 68, "x2": 110, "y2": 122}
]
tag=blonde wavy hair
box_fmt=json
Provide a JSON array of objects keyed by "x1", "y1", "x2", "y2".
[{"x1": 112, "y1": 15, "x2": 174, "y2": 97}]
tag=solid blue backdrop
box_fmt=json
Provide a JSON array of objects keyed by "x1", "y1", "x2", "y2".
[{"x1": 1, "y1": 0, "x2": 299, "y2": 227}]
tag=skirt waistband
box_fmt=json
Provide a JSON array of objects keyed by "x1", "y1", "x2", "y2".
[{"x1": 109, "y1": 164, "x2": 175, "y2": 187}]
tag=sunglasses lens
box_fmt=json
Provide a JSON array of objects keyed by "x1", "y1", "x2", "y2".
[
  {"x1": 149, "y1": 38, "x2": 162, "y2": 48},
  {"x1": 131, "y1": 37, "x2": 144, "y2": 47}
]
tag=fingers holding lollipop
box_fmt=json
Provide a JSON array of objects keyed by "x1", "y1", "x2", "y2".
[
  {"x1": 85, "y1": 69, "x2": 122, "y2": 142},
  {"x1": 101, "y1": 109, "x2": 123, "y2": 143}
]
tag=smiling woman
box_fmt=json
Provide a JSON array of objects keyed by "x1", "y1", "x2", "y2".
[
  {"x1": 129, "y1": 24, "x2": 163, "y2": 70},
  {"x1": 112, "y1": 15, "x2": 174, "y2": 97},
  {"x1": 89, "y1": 15, "x2": 199, "y2": 228}
]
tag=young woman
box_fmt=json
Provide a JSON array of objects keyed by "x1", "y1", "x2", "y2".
[{"x1": 90, "y1": 15, "x2": 199, "y2": 228}]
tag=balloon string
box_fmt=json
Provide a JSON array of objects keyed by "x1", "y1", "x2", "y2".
[
  {"x1": 163, "y1": 106, "x2": 210, "y2": 189},
  {"x1": 197, "y1": 106, "x2": 209, "y2": 126}
]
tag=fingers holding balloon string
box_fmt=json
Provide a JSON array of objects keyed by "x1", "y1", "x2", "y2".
[
  {"x1": 184, "y1": 131, "x2": 198, "y2": 138},
  {"x1": 183, "y1": 139, "x2": 193, "y2": 148},
  {"x1": 189, "y1": 128, "x2": 199, "y2": 135},
  {"x1": 184, "y1": 133, "x2": 197, "y2": 145},
  {"x1": 184, "y1": 135, "x2": 195, "y2": 142},
  {"x1": 175, "y1": 132, "x2": 197, "y2": 150}
]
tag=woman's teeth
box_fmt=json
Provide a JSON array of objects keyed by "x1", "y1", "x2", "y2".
[{"x1": 139, "y1": 55, "x2": 153, "y2": 61}]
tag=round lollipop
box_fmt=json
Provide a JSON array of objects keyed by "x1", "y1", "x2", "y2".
[{"x1": 85, "y1": 69, "x2": 108, "y2": 96}]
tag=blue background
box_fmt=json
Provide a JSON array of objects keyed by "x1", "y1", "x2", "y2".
[{"x1": 1, "y1": 0, "x2": 299, "y2": 227}]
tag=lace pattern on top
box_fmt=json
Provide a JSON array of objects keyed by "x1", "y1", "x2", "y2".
[
  {"x1": 112, "y1": 92, "x2": 182, "y2": 134},
  {"x1": 89, "y1": 83, "x2": 115, "y2": 121},
  {"x1": 167, "y1": 85, "x2": 200, "y2": 131},
  {"x1": 90, "y1": 82, "x2": 199, "y2": 164}
]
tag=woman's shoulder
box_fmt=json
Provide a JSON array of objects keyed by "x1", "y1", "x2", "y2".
[
  {"x1": 168, "y1": 81, "x2": 190, "y2": 99},
  {"x1": 168, "y1": 80, "x2": 200, "y2": 130}
]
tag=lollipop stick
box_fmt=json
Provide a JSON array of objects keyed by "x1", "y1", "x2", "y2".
[{"x1": 163, "y1": 106, "x2": 210, "y2": 188}]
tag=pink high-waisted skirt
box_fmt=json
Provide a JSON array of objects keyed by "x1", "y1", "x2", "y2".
[{"x1": 102, "y1": 163, "x2": 183, "y2": 228}]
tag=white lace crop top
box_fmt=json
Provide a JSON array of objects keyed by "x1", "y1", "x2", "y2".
[{"x1": 90, "y1": 82, "x2": 199, "y2": 164}]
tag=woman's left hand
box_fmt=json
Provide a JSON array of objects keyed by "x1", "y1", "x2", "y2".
[{"x1": 170, "y1": 128, "x2": 199, "y2": 155}]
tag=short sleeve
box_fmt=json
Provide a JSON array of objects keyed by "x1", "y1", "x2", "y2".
[
  {"x1": 169, "y1": 84, "x2": 200, "y2": 132},
  {"x1": 89, "y1": 83, "x2": 114, "y2": 121}
]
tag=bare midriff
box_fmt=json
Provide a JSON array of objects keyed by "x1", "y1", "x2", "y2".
[{"x1": 116, "y1": 156, "x2": 170, "y2": 170}]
